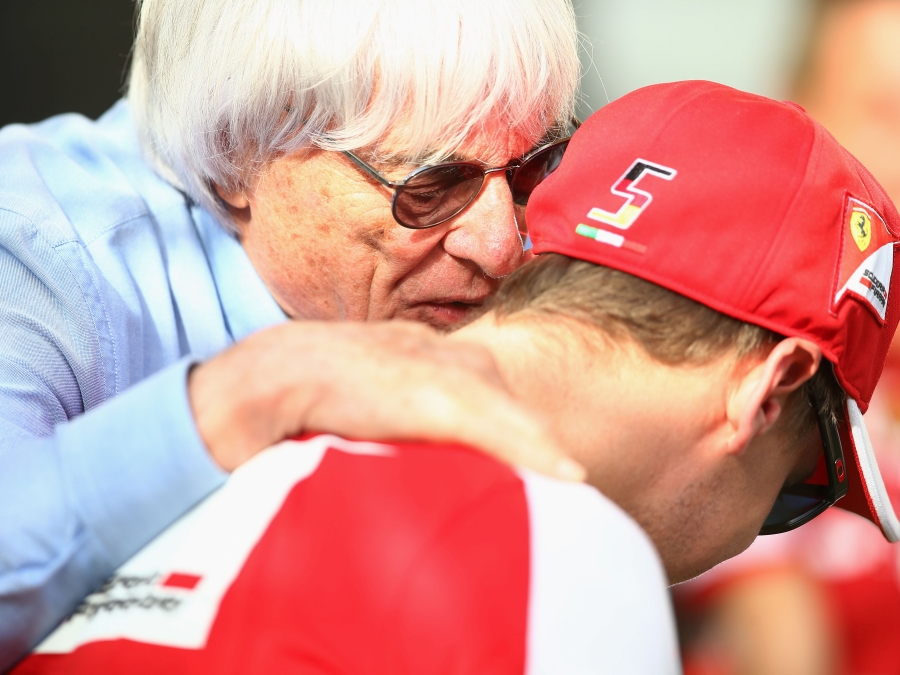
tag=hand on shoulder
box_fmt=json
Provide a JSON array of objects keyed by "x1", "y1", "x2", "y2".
[{"x1": 188, "y1": 320, "x2": 585, "y2": 481}]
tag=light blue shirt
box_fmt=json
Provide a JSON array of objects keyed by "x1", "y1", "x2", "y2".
[{"x1": 0, "y1": 100, "x2": 287, "y2": 668}]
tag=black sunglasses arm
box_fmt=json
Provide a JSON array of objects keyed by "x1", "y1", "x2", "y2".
[{"x1": 342, "y1": 151, "x2": 401, "y2": 189}]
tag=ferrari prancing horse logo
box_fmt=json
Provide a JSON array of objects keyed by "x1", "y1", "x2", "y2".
[
  {"x1": 833, "y1": 197, "x2": 894, "y2": 323},
  {"x1": 851, "y1": 208, "x2": 872, "y2": 252}
]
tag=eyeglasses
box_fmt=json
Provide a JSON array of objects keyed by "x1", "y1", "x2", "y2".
[
  {"x1": 759, "y1": 387, "x2": 848, "y2": 535},
  {"x1": 341, "y1": 118, "x2": 581, "y2": 229}
]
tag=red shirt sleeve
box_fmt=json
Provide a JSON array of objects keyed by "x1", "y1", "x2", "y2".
[{"x1": 13, "y1": 440, "x2": 531, "y2": 675}]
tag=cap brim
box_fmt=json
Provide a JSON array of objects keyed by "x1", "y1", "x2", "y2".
[{"x1": 836, "y1": 399, "x2": 900, "y2": 542}]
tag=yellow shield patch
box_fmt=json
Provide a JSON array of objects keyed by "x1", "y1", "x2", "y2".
[{"x1": 851, "y1": 208, "x2": 872, "y2": 252}]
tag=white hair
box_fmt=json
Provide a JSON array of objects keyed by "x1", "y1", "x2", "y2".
[{"x1": 128, "y1": 0, "x2": 580, "y2": 227}]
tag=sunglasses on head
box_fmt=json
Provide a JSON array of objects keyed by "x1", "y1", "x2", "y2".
[
  {"x1": 342, "y1": 118, "x2": 581, "y2": 230},
  {"x1": 759, "y1": 387, "x2": 848, "y2": 535}
]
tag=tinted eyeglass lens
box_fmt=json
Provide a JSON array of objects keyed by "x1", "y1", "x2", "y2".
[
  {"x1": 759, "y1": 433, "x2": 839, "y2": 535},
  {"x1": 510, "y1": 140, "x2": 570, "y2": 206},
  {"x1": 394, "y1": 164, "x2": 485, "y2": 228},
  {"x1": 761, "y1": 485, "x2": 830, "y2": 531}
]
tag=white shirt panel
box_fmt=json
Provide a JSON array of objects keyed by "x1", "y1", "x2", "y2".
[{"x1": 522, "y1": 471, "x2": 681, "y2": 675}]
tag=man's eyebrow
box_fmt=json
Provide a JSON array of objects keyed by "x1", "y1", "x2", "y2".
[
  {"x1": 442, "y1": 153, "x2": 476, "y2": 164},
  {"x1": 391, "y1": 152, "x2": 486, "y2": 167},
  {"x1": 440, "y1": 140, "x2": 545, "y2": 166},
  {"x1": 514, "y1": 125, "x2": 571, "y2": 159},
  {"x1": 534, "y1": 127, "x2": 562, "y2": 148},
  {"x1": 366, "y1": 155, "x2": 415, "y2": 169},
  {"x1": 381, "y1": 125, "x2": 569, "y2": 168}
]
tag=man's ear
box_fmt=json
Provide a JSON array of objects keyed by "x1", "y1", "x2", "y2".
[
  {"x1": 725, "y1": 338, "x2": 822, "y2": 455},
  {"x1": 213, "y1": 183, "x2": 251, "y2": 212}
]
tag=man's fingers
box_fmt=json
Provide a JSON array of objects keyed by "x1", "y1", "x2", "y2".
[
  {"x1": 442, "y1": 400, "x2": 587, "y2": 481},
  {"x1": 367, "y1": 321, "x2": 509, "y2": 389},
  {"x1": 307, "y1": 372, "x2": 586, "y2": 482},
  {"x1": 192, "y1": 320, "x2": 585, "y2": 481},
  {"x1": 304, "y1": 321, "x2": 587, "y2": 480}
]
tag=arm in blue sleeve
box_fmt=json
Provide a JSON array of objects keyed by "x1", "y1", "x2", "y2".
[
  {"x1": 0, "y1": 209, "x2": 228, "y2": 670},
  {"x1": 0, "y1": 359, "x2": 227, "y2": 671}
]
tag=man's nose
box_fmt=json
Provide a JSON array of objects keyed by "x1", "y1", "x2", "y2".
[{"x1": 440, "y1": 173, "x2": 524, "y2": 278}]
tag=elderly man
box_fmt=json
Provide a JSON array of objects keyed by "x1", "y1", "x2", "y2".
[
  {"x1": 11, "y1": 81, "x2": 900, "y2": 675},
  {"x1": 0, "y1": 0, "x2": 582, "y2": 664}
]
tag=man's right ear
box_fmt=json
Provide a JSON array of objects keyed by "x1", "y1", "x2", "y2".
[
  {"x1": 213, "y1": 183, "x2": 251, "y2": 211},
  {"x1": 724, "y1": 338, "x2": 821, "y2": 456}
]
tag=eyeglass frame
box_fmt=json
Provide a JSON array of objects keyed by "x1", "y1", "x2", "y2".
[
  {"x1": 758, "y1": 385, "x2": 848, "y2": 535},
  {"x1": 341, "y1": 117, "x2": 581, "y2": 230}
]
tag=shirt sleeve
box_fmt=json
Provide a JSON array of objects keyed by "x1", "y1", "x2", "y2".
[
  {"x1": 519, "y1": 471, "x2": 683, "y2": 675},
  {"x1": 387, "y1": 468, "x2": 682, "y2": 675},
  {"x1": 0, "y1": 361, "x2": 227, "y2": 671},
  {"x1": 388, "y1": 479, "x2": 531, "y2": 675},
  {"x1": 0, "y1": 214, "x2": 227, "y2": 671}
]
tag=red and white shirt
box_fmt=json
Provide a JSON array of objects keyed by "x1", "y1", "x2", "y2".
[{"x1": 13, "y1": 435, "x2": 679, "y2": 674}]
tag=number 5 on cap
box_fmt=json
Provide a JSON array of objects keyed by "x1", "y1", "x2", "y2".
[{"x1": 588, "y1": 159, "x2": 677, "y2": 230}]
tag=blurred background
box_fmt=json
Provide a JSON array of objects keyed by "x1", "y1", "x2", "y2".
[
  {"x1": 573, "y1": 0, "x2": 815, "y2": 118},
  {"x1": 0, "y1": 0, "x2": 134, "y2": 127},
  {"x1": 0, "y1": 0, "x2": 817, "y2": 127},
  {"x1": 5, "y1": 1, "x2": 900, "y2": 673}
]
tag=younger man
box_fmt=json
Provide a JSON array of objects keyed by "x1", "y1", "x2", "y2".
[{"x1": 12, "y1": 81, "x2": 900, "y2": 674}]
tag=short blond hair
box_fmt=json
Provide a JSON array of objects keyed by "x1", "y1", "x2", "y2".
[{"x1": 490, "y1": 253, "x2": 845, "y2": 446}]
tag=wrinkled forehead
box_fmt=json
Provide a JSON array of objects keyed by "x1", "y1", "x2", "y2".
[
  {"x1": 317, "y1": 0, "x2": 576, "y2": 165},
  {"x1": 372, "y1": 113, "x2": 554, "y2": 167}
]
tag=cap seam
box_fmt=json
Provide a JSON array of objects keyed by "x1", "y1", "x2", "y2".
[
  {"x1": 827, "y1": 189, "x2": 852, "y2": 322},
  {"x1": 733, "y1": 110, "x2": 820, "y2": 309},
  {"x1": 638, "y1": 81, "x2": 722, "y2": 153}
]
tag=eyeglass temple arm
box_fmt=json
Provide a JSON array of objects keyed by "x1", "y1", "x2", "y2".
[{"x1": 342, "y1": 151, "x2": 397, "y2": 188}]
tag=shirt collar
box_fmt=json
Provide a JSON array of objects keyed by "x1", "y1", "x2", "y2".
[{"x1": 192, "y1": 206, "x2": 288, "y2": 342}]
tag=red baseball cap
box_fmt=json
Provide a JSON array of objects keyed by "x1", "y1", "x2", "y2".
[{"x1": 527, "y1": 80, "x2": 900, "y2": 541}]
